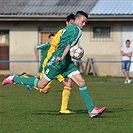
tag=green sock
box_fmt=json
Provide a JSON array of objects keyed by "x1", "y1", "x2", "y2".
[
  {"x1": 79, "y1": 86, "x2": 94, "y2": 112},
  {"x1": 13, "y1": 76, "x2": 38, "y2": 87}
]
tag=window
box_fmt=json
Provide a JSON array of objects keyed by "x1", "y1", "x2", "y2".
[
  {"x1": 38, "y1": 27, "x2": 58, "y2": 43},
  {"x1": 0, "y1": 30, "x2": 9, "y2": 70},
  {"x1": 90, "y1": 26, "x2": 113, "y2": 42},
  {"x1": 93, "y1": 27, "x2": 110, "y2": 38}
]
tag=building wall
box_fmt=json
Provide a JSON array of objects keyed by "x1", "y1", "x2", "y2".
[
  {"x1": 0, "y1": 21, "x2": 133, "y2": 76},
  {"x1": 79, "y1": 21, "x2": 133, "y2": 76},
  {"x1": 0, "y1": 21, "x2": 65, "y2": 75}
]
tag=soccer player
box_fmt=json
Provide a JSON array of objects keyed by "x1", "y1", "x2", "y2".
[
  {"x1": 18, "y1": 34, "x2": 54, "y2": 92},
  {"x1": 38, "y1": 13, "x2": 75, "y2": 113},
  {"x1": 34, "y1": 33, "x2": 55, "y2": 78},
  {"x1": 40, "y1": 13, "x2": 75, "y2": 114},
  {"x1": 16, "y1": 14, "x2": 75, "y2": 114},
  {"x1": 2, "y1": 11, "x2": 106, "y2": 118}
]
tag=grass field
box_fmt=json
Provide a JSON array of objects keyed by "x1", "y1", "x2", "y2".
[{"x1": 0, "y1": 75, "x2": 132, "y2": 133}]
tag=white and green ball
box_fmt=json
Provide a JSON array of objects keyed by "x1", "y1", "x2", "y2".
[{"x1": 70, "y1": 45, "x2": 84, "y2": 60}]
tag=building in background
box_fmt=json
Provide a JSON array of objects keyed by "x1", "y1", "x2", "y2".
[{"x1": 0, "y1": 0, "x2": 133, "y2": 76}]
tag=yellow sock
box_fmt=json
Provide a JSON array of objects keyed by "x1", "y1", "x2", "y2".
[
  {"x1": 35, "y1": 87, "x2": 43, "y2": 93},
  {"x1": 39, "y1": 89, "x2": 43, "y2": 93},
  {"x1": 60, "y1": 86, "x2": 71, "y2": 111},
  {"x1": 34, "y1": 87, "x2": 40, "y2": 91}
]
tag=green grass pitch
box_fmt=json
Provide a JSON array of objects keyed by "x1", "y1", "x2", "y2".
[{"x1": 0, "y1": 75, "x2": 132, "y2": 133}]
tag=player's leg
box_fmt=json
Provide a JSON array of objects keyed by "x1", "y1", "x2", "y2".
[
  {"x1": 2, "y1": 74, "x2": 50, "y2": 91},
  {"x1": 20, "y1": 72, "x2": 33, "y2": 92},
  {"x1": 36, "y1": 81, "x2": 52, "y2": 93},
  {"x1": 62, "y1": 63, "x2": 94, "y2": 113},
  {"x1": 65, "y1": 63, "x2": 106, "y2": 117},
  {"x1": 40, "y1": 52, "x2": 66, "y2": 93},
  {"x1": 35, "y1": 75, "x2": 51, "y2": 93},
  {"x1": 70, "y1": 73, "x2": 94, "y2": 110},
  {"x1": 19, "y1": 56, "x2": 47, "y2": 90},
  {"x1": 57, "y1": 75, "x2": 74, "y2": 113},
  {"x1": 13, "y1": 72, "x2": 43, "y2": 92},
  {"x1": 18, "y1": 72, "x2": 52, "y2": 93},
  {"x1": 33, "y1": 58, "x2": 50, "y2": 92},
  {"x1": 34, "y1": 59, "x2": 52, "y2": 93},
  {"x1": 2, "y1": 75, "x2": 38, "y2": 87},
  {"x1": 40, "y1": 63, "x2": 62, "y2": 94},
  {"x1": 71, "y1": 73, "x2": 106, "y2": 117}
]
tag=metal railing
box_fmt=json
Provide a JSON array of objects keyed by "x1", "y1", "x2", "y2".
[
  {"x1": 0, "y1": 60, "x2": 133, "y2": 63},
  {"x1": 0, "y1": 59, "x2": 133, "y2": 76}
]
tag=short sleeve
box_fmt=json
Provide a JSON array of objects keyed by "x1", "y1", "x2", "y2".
[
  {"x1": 36, "y1": 42, "x2": 49, "y2": 50},
  {"x1": 68, "y1": 27, "x2": 82, "y2": 46}
]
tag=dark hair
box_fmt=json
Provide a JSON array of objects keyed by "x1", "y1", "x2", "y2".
[
  {"x1": 75, "y1": 11, "x2": 88, "y2": 19},
  {"x1": 66, "y1": 13, "x2": 75, "y2": 22},
  {"x1": 48, "y1": 33, "x2": 55, "y2": 39},
  {"x1": 126, "y1": 39, "x2": 130, "y2": 43}
]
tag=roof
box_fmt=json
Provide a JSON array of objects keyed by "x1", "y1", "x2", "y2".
[
  {"x1": 90, "y1": 0, "x2": 133, "y2": 15},
  {"x1": 0, "y1": 0, "x2": 133, "y2": 21},
  {"x1": 0, "y1": 0, "x2": 97, "y2": 18}
]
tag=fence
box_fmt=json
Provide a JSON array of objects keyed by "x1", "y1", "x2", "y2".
[
  {"x1": 0, "y1": 59, "x2": 133, "y2": 76},
  {"x1": 74, "y1": 58, "x2": 133, "y2": 76}
]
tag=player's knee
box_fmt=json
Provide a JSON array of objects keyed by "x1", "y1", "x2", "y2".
[
  {"x1": 46, "y1": 88, "x2": 51, "y2": 93},
  {"x1": 66, "y1": 81, "x2": 73, "y2": 87},
  {"x1": 41, "y1": 88, "x2": 51, "y2": 94},
  {"x1": 63, "y1": 80, "x2": 73, "y2": 88},
  {"x1": 78, "y1": 79, "x2": 86, "y2": 87},
  {"x1": 67, "y1": 83, "x2": 73, "y2": 88},
  {"x1": 38, "y1": 78, "x2": 48, "y2": 89},
  {"x1": 38, "y1": 82, "x2": 46, "y2": 89},
  {"x1": 69, "y1": 82, "x2": 73, "y2": 88}
]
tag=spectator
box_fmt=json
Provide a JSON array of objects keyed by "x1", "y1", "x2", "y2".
[{"x1": 121, "y1": 39, "x2": 133, "y2": 83}]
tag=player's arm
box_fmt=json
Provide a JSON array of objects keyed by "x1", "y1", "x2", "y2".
[
  {"x1": 57, "y1": 28, "x2": 81, "y2": 61},
  {"x1": 34, "y1": 46, "x2": 39, "y2": 61},
  {"x1": 34, "y1": 43, "x2": 49, "y2": 60},
  {"x1": 56, "y1": 27, "x2": 81, "y2": 62},
  {"x1": 56, "y1": 45, "x2": 71, "y2": 62}
]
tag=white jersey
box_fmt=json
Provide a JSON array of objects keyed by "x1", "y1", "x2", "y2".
[{"x1": 121, "y1": 46, "x2": 133, "y2": 61}]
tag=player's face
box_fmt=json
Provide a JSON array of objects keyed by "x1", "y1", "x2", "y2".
[
  {"x1": 66, "y1": 19, "x2": 74, "y2": 26},
  {"x1": 76, "y1": 16, "x2": 87, "y2": 30},
  {"x1": 49, "y1": 36, "x2": 54, "y2": 43}
]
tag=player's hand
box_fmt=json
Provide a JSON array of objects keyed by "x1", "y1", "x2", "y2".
[
  {"x1": 56, "y1": 57, "x2": 63, "y2": 62},
  {"x1": 35, "y1": 55, "x2": 39, "y2": 61}
]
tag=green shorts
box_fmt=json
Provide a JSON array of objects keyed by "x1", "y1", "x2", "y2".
[{"x1": 44, "y1": 60, "x2": 80, "y2": 81}]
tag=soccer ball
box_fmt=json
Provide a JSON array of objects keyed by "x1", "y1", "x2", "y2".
[{"x1": 69, "y1": 45, "x2": 84, "y2": 60}]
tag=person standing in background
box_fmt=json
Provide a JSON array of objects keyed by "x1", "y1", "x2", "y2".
[{"x1": 121, "y1": 39, "x2": 133, "y2": 83}]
